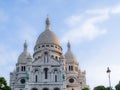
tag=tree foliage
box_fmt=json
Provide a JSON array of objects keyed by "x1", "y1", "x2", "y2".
[
  {"x1": 105, "y1": 87, "x2": 113, "y2": 90},
  {"x1": 115, "y1": 82, "x2": 120, "y2": 90},
  {"x1": 94, "y1": 85, "x2": 106, "y2": 90},
  {"x1": 0, "y1": 77, "x2": 11, "y2": 90},
  {"x1": 82, "y1": 87, "x2": 90, "y2": 90}
]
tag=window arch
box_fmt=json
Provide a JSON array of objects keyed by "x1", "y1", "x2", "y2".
[
  {"x1": 31, "y1": 88, "x2": 38, "y2": 90},
  {"x1": 71, "y1": 66, "x2": 73, "y2": 71},
  {"x1": 21, "y1": 66, "x2": 23, "y2": 71},
  {"x1": 53, "y1": 88, "x2": 60, "y2": 90},
  {"x1": 51, "y1": 55, "x2": 54, "y2": 58},
  {"x1": 55, "y1": 56, "x2": 58, "y2": 60},
  {"x1": 69, "y1": 66, "x2": 70, "y2": 71},
  {"x1": 44, "y1": 52, "x2": 48, "y2": 63},
  {"x1": 69, "y1": 65, "x2": 73, "y2": 71},
  {"x1": 55, "y1": 75, "x2": 57, "y2": 82},
  {"x1": 44, "y1": 68, "x2": 48, "y2": 79},
  {"x1": 43, "y1": 88, "x2": 49, "y2": 90},
  {"x1": 35, "y1": 75, "x2": 37, "y2": 82}
]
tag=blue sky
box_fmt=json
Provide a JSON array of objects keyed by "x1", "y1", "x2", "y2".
[{"x1": 0, "y1": 0, "x2": 120, "y2": 89}]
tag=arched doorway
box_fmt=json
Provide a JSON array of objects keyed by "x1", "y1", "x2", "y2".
[
  {"x1": 53, "y1": 87, "x2": 60, "y2": 90},
  {"x1": 43, "y1": 88, "x2": 49, "y2": 90},
  {"x1": 31, "y1": 88, "x2": 38, "y2": 90}
]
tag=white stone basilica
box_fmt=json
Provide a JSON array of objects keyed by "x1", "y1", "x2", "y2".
[{"x1": 10, "y1": 18, "x2": 86, "y2": 90}]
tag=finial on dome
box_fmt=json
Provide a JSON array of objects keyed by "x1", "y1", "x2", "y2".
[
  {"x1": 46, "y1": 16, "x2": 50, "y2": 30},
  {"x1": 67, "y1": 41, "x2": 71, "y2": 51},
  {"x1": 24, "y1": 40, "x2": 27, "y2": 51}
]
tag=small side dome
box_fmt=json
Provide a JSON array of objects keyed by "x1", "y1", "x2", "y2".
[
  {"x1": 18, "y1": 41, "x2": 32, "y2": 64},
  {"x1": 65, "y1": 42, "x2": 78, "y2": 64}
]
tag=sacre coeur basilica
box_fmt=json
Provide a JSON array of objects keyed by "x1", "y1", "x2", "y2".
[{"x1": 10, "y1": 17, "x2": 87, "y2": 90}]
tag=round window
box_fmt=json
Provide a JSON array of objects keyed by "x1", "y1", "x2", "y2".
[
  {"x1": 69, "y1": 78, "x2": 74, "y2": 83},
  {"x1": 20, "y1": 79, "x2": 25, "y2": 84}
]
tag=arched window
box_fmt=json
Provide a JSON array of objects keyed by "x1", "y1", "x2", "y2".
[
  {"x1": 42, "y1": 45, "x2": 45, "y2": 47},
  {"x1": 69, "y1": 65, "x2": 73, "y2": 71},
  {"x1": 54, "y1": 88, "x2": 60, "y2": 90},
  {"x1": 44, "y1": 52, "x2": 48, "y2": 63},
  {"x1": 24, "y1": 66, "x2": 25, "y2": 71},
  {"x1": 71, "y1": 66, "x2": 73, "y2": 71},
  {"x1": 46, "y1": 45, "x2": 49, "y2": 47},
  {"x1": 21, "y1": 66, "x2": 23, "y2": 71},
  {"x1": 31, "y1": 88, "x2": 38, "y2": 90},
  {"x1": 43, "y1": 88, "x2": 49, "y2": 90},
  {"x1": 69, "y1": 66, "x2": 70, "y2": 71},
  {"x1": 35, "y1": 75, "x2": 37, "y2": 82},
  {"x1": 44, "y1": 68, "x2": 48, "y2": 79},
  {"x1": 51, "y1": 55, "x2": 54, "y2": 58},
  {"x1": 51, "y1": 45, "x2": 53, "y2": 47},
  {"x1": 55, "y1": 56, "x2": 58, "y2": 60},
  {"x1": 55, "y1": 75, "x2": 57, "y2": 82}
]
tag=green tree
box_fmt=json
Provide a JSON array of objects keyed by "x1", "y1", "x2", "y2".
[
  {"x1": 115, "y1": 81, "x2": 120, "y2": 90},
  {"x1": 82, "y1": 87, "x2": 90, "y2": 90},
  {"x1": 94, "y1": 85, "x2": 106, "y2": 90},
  {"x1": 0, "y1": 77, "x2": 11, "y2": 90},
  {"x1": 105, "y1": 87, "x2": 113, "y2": 90}
]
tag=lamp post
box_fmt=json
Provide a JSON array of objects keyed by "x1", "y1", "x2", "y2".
[{"x1": 106, "y1": 67, "x2": 111, "y2": 90}]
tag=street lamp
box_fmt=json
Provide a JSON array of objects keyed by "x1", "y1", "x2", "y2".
[{"x1": 106, "y1": 67, "x2": 111, "y2": 90}]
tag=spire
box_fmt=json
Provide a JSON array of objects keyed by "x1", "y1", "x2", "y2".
[
  {"x1": 67, "y1": 41, "x2": 71, "y2": 51},
  {"x1": 46, "y1": 17, "x2": 50, "y2": 30},
  {"x1": 24, "y1": 40, "x2": 27, "y2": 52}
]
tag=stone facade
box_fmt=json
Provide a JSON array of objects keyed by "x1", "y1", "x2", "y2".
[{"x1": 10, "y1": 18, "x2": 86, "y2": 90}]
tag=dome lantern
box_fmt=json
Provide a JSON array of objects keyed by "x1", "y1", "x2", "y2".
[
  {"x1": 67, "y1": 41, "x2": 71, "y2": 51},
  {"x1": 24, "y1": 40, "x2": 27, "y2": 52},
  {"x1": 46, "y1": 17, "x2": 50, "y2": 30}
]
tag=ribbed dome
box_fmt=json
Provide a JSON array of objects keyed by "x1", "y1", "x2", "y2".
[
  {"x1": 65, "y1": 42, "x2": 78, "y2": 64},
  {"x1": 36, "y1": 17, "x2": 61, "y2": 46},
  {"x1": 18, "y1": 41, "x2": 32, "y2": 64},
  {"x1": 36, "y1": 30, "x2": 61, "y2": 46}
]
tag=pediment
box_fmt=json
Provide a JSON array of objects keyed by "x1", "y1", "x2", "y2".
[{"x1": 32, "y1": 56, "x2": 60, "y2": 66}]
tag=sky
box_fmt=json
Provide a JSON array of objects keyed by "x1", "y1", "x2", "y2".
[{"x1": 0, "y1": 0, "x2": 120, "y2": 89}]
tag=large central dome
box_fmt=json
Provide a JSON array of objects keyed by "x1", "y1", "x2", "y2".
[
  {"x1": 36, "y1": 17, "x2": 61, "y2": 46},
  {"x1": 33, "y1": 17, "x2": 62, "y2": 59},
  {"x1": 36, "y1": 29, "x2": 61, "y2": 46}
]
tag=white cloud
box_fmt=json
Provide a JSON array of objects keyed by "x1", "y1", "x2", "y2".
[
  {"x1": 61, "y1": 14, "x2": 107, "y2": 44},
  {"x1": 65, "y1": 15, "x2": 83, "y2": 27},
  {"x1": 111, "y1": 5, "x2": 120, "y2": 14},
  {"x1": 86, "y1": 4, "x2": 120, "y2": 15},
  {"x1": 86, "y1": 8, "x2": 110, "y2": 15},
  {"x1": 62, "y1": 4, "x2": 120, "y2": 44}
]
